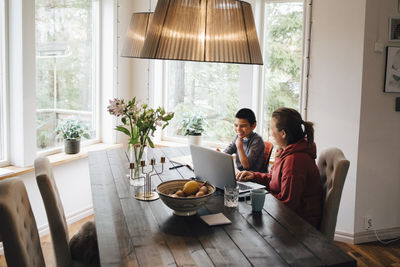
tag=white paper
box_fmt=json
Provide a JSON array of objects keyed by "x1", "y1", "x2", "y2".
[{"x1": 200, "y1": 213, "x2": 231, "y2": 226}]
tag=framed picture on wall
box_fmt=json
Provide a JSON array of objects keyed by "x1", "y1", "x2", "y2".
[
  {"x1": 384, "y1": 46, "x2": 400, "y2": 93},
  {"x1": 389, "y1": 17, "x2": 400, "y2": 41}
]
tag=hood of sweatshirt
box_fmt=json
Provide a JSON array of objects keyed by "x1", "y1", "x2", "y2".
[{"x1": 279, "y1": 139, "x2": 317, "y2": 160}]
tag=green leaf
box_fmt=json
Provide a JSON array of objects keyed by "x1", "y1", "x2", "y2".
[
  {"x1": 115, "y1": 126, "x2": 131, "y2": 137},
  {"x1": 162, "y1": 122, "x2": 169, "y2": 129},
  {"x1": 129, "y1": 136, "x2": 139, "y2": 144},
  {"x1": 132, "y1": 126, "x2": 138, "y2": 138},
  {"x1": 147, "y1": 136, "x2": 154, "y2": 148}
]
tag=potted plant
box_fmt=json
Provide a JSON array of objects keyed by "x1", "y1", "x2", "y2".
[
  {"x1": 55, "y1": 119, "x2": 90, "y2": 154},
  {"x1": 179, "y1": 113, "x2": 206, "y2": 146}
]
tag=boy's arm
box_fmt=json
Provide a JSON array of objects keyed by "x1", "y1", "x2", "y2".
[
  {"x1": 241, "y1": 137, "x2": 264, "y2": 170},
  {"x1": 236, "y1": 137, "x2": 250, "y2": 169},
  {"x1": 223, "y1": 135, "x2": 237, "y2": 154}
]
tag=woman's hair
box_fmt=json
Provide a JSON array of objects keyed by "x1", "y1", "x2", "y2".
[
  {"x1": 235, "y1": 108, "x2": 256, "y2": 126},
  {"x1": 272, "y1": 107, "x2": 314, "y2": 145}
]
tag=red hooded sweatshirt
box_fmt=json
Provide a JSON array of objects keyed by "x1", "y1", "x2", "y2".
[{"x1": 253, "y1": 139, "x2": 322, "y2": 228}]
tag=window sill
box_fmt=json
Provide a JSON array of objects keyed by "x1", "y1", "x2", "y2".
[
  {"x1": 154, "y1": 140, "x2": 187, "y2": 147},
  {"x1": 0, "y1": 143, "x2": 123, "y2": 181}
]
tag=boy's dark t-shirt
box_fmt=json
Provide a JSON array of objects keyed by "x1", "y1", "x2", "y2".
[{"x1": 223, "y1": 132, "x2": 266, "y2": 172}]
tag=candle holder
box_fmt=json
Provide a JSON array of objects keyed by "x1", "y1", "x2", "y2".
[{"x1": 129, "y1": 156, "x2": 165, "y2": 201}]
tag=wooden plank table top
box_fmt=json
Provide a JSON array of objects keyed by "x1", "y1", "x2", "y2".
[{"x1": 88, "y1": 147, "x2": 356, "y2": 267}]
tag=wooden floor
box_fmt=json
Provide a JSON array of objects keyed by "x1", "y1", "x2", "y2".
[
  {"x1": 1, "y1": 215, "x2": 400, "y2": 266},
  {"x1": 335, "y1": 239, "x2": 400, "y2": 267}
]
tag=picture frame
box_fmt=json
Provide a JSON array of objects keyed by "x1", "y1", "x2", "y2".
[
  {"x1": 384, "y1": 46, "x2": 400, "y2": 93},
  {"x1": 389, "y1": 17, "x2": 400, "y2": 41}
]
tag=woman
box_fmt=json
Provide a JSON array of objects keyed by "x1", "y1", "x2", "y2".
[{"x1": 236, "y1": 107, "x2": 322, "y2": 228}]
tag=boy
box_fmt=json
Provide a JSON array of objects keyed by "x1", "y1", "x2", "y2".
[{"x1": 222, "y1": 108, "x2": 265, "y2": 172}]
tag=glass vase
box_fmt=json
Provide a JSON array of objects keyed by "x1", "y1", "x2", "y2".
[
  {"x1": 127, "y1": 144, "x2": 158, "y2": 201},
  {"x1": 128, "y1": 144, "x2": 147, "y2": 179}
]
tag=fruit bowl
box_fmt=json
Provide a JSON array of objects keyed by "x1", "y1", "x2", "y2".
[{"x1": 156, "y1": 179, "x2": 216, "y2": 216}]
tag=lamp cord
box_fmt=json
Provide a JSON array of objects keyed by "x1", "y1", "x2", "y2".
[
  {"x1": 374, "y1": 229, "x2": 400, "y2": 245},
  {"x1": 147, "y1": 0, "x2": 151, "y2": 104}
]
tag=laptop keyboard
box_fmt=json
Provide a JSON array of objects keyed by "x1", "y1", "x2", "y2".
[{"x1": 238, "y1": 183, "x2": 252, "y2": 190}]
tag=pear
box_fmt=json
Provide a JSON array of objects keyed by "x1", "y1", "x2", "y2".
[
  {"x1": 196, "y1": 191, "x2": 205, "y2": 197},
  {"x1": 175, "y1": 190, "x2": 185, "y2": 197},
  {"x1": 183, "y1": 181, "x2": 199, "y2": 195}
]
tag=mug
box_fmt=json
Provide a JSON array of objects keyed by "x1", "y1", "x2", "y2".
[{"x1": 247, "y1": 189, "x2": 266, "y2": 212}]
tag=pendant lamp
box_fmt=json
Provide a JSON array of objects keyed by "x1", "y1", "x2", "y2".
[
  {"x1": 140, "y1": 0, "x2": 263, "y2": 65},
  {"x1": 121, "y1": 12, "x2": 153, "y2": 58}
]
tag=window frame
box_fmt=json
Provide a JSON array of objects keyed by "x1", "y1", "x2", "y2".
[
  {"x1": 36, "y1": 0, "x2": 101, "y2": 157},
  {"x1": 154, "y1": 0, "x2": 309, "y2": 147},
  {"x1": 259, "y1": 0, "x2": 307, "y2": 141},
  {"x1": 0, "y1": 0, "x2": 9, "y2": 167}
]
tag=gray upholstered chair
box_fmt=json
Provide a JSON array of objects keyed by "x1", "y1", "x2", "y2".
[
  {"x1": 0, "y1": 178, "x2": 45, "y2": 267},
  {"x1": 34, "y1": 157, "x2": 100, "y2": 267},
  {"x1": 317, "y1": 148, "x2": 350, "y2": 241}
]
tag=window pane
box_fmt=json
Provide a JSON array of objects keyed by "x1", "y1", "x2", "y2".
[
  {"x1": 165, "y1": 61, "x2": 239, "y2": 143},
  {"x1": 35, "y1": 0, "x2": 97, "y2": 151},
  {"x1": 261, "y1": 1, "x2": 303, "y2": 142}
]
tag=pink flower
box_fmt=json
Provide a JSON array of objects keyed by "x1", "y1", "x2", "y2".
[{"x1": 107, "y1": 98, "x2": 126, "y2": 116}]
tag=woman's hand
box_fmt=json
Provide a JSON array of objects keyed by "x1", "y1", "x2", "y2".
[{"x1": 236, "y1": 171, "x2": 254, "y2": 182}]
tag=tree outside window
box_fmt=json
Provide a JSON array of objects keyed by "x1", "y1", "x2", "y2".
[
  {"x1": 165, "y1": 61, "x2": 240, "y2": 144},
  {"x1": 35, "y1": 0, "x2": 97, "y2": 151},
  {"x1": 262, "y1": 1, "x2": 303, "y2": 144}
]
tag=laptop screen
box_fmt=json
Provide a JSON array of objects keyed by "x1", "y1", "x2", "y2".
[{"x1": 190, "y1": 145, "x2": 236, "y2": 190}]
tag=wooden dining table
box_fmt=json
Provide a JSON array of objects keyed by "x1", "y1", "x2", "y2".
[{"x1": 88, "y1": 146, "x2": 356, "y2": 267}]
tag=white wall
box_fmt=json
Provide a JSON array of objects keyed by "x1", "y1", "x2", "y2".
[
  {"x1": 355, "y1": 0, "x2": 400, "y2": 236},
  {"x1": 125, "y1": 0, "x2": 157, "y2": 104},
  {"x1": 309, "y1": 0, "x2": 400, "y2": 243},
  {"x1": 22, "y1": 159, "x2": 94, "y2": 235},
  {"x1": 307, "y1": 0, "x2": 366, "y2": 236}
]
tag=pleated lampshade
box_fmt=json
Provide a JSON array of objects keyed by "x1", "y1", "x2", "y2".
[
  {"x1": 121, "y1": 12, "x2": 153, "y2": 58},
  {"x1": 140, "y1": 0, "x2": 263, "y2": 65}
]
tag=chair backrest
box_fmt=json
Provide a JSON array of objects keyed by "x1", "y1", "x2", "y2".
[
  {"x1": 263, "y1": 141, "x2": 274, "y2": 171},
  {"x1": 34, "y1": 157, "x2": 72, "y2": 267},
  {"x1": 0, "y1": 178, "x2": 45, "y2": 267},
  {"x1": 317, "y1": 148, "x2": 350, "y2": 240}
]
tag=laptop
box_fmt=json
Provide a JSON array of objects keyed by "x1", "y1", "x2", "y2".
[{"x1": 189, "y1": 145, "x2": 265, "y2": 194}]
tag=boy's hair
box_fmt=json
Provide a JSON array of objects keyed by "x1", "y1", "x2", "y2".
[{"x1": 235, "y1": 108, "x2": 256, "y2": 126}]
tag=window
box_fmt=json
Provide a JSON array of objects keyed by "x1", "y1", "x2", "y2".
[
  {"x1": 261, "y1": 1, "x2": 304, "y2": 140},
  {"x1": 35, "y1": 0, "x2": 99, "y2": 151},
  {"x1": 0, "y1": 0, "x2": 6, "y2": 164},
  {"x1": 164, "y1": 61, "x2": 240, "y2": 144},
  {"x1": 161, "y1": 1, "x2": 305, "y2": 146}
]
